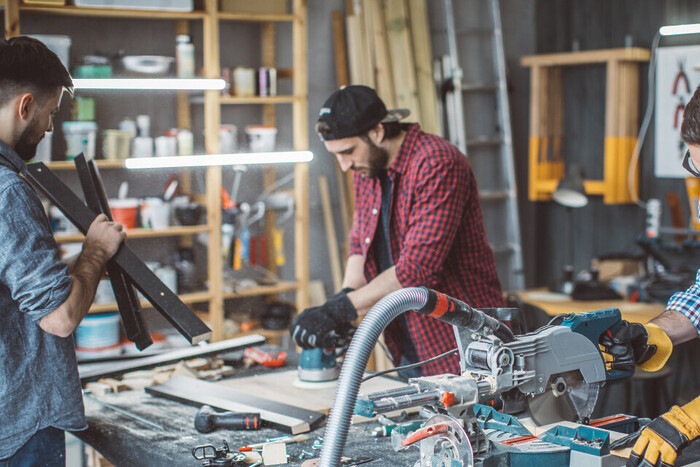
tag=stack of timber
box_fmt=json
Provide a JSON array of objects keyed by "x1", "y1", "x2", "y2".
[{"x1": 344, "y1": 0, "x2": 439, "y2": 136}]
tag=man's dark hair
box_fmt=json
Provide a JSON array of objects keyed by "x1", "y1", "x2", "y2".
[
  {"x1": 682, "y1": 85, "x2": 700, "y2": 145},
  {"x1": 0, "y1": 36, "x2": 73, "y2": 108},
  {"x1": 315, "y1": 119, "x2": 412, "y2": 143}
]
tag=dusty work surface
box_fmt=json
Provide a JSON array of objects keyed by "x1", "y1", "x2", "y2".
[
  {"x1": 217, "y1": 368, "x2": 408, "y2": 414},
  {"x1": 76, "y1": 389, "x2": 420, "y2": 466}
]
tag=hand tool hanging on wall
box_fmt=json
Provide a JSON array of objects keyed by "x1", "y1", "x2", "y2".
[{"x1": 24, "y1": 159, "x2": 212, "y2": 345}]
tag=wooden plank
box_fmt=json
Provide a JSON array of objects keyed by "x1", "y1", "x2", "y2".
[
  {"x1": 78, "y1": 335, "x2": 265, "y2": 383},
  {"x1": 319, "y1": 175, "x2": 342, "y2": 291},
  {"x1": 521, "y1": 48, "x2": 650, "y2": 67},
  {"x1": 360, "y1": 0, "x2": 377, "y2": 89},
  {"x1": 407, "y1": 0, "x2": 439, "y2": 134},
  {"x1": 146, "y1": 375, "x2": 324, "y2": 434},
  {"x1": 365, "y1": 0, "x2": 395, "y2": 108},
  {"x1": 384, "y1": 0, "x2": 421, "y2": 121},
  {"x1": 332, "y1": 10, "x2": 349, "y2": 87},
  {"x1": 5, "y1": 0, "x2": 20, "y2": 38},
  {"x1": 346, "y1": 14, "x2": 364, "y2": 84}
]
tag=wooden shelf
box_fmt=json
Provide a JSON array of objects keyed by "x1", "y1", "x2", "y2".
[
  {"x1": 520, "y1": 47, "x2": 651, "y2": 67},
  {"x1": 89, "y1": 290, "x2": 212, "y2": 313},
  {"x1": 220, "y1": 95, "x2": 295, "y2": 104},
  {"x1": 192, "y1": 95, "x2": 296, "y2": 105},
  {"x1": 41, "y1": 160, "x2": 126, "y2": 170},
  {"x1": 54, "y1": 225, "x2": 210, "y2": 243},
  {"x1": 19, "y1": 5, "x2": 207, "y2": 20},
  {"x1": 223, "y1": 281, "x2": 298, "y2": 299},
  {"x1": 218, "y1": 12, "x2": 294, "y2": 23}
]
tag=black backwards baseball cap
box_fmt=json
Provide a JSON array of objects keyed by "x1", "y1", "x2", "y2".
[{"x1": 317, "y1": 85, "x2": 410, "y2": 141}]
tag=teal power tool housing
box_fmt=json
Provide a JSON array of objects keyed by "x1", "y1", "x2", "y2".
[{"x1": 298, "y1": 347, "x2": 343, "y2": 382}]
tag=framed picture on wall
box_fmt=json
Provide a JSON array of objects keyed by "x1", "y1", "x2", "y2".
[{"x1": 655, "y1": 45, "x2": 700, "y2": 178}]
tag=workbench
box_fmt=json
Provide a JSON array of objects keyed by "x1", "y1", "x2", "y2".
[
  {"x1": 513, "y1": 289, "x2": 666, "y2": 323},
  {"x1": 73, "y1": 361, "x2": 419, "y2": 466}
]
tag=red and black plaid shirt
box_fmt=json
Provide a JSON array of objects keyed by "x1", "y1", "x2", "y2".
[{"x1": 348, "y1": 124, "x2": 504, "y2": 375}]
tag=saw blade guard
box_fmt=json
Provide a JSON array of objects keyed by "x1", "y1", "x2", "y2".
[
  {"x1": 394, "y1": 414, "x2": 474, "y2": 467},
  {"x1": 559, "y1": 308, "x2": 634, "y2": 381}
]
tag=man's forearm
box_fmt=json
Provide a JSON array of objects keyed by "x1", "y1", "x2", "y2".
[
  {"x1": 39, "y1": 251, "x2": 106, "y2": 337},
  {"x1": 347, "y1": 266, "x2": 402, "y2": 316},
  {"x1": 650, "y1": 309, "x2": 698, "y2": 345},
  {"x1": 342, "y1": 254, "x2": 367, "y2": 290}
]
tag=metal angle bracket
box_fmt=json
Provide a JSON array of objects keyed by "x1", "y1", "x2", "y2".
[
  {"x1": 73, "y1": 154, "x2": 152, "y2": 350},
  {"x1": 24, "y1": 162, "x2": 212, "y2": 345}
]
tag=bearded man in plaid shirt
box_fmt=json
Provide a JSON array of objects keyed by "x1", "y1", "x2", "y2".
[{"x1": 290, "y1": 85, "x2": 504, "y2": 377}]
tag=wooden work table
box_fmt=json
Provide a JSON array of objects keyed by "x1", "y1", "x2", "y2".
[
  {"x1": 73, "y1": 360, "x2": 418, "y2": 466},
  {"x1": 514, "y1": 289, "x2": 667, "y2": 324}
]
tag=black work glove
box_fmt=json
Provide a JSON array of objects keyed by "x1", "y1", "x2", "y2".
[
  {"x1": 599, "y1": 320, "x2": 656, "y2": 373},
  {"x1": 290, "y1": 288, "x2": 357, "y2": 349}
]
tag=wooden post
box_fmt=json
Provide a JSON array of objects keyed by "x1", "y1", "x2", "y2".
[
  {"x1": 203, "y1": 0, "x2": 224, "y2": 341},
  {"x1": 293, "y1": 0, "x2": 309, "y2": 312}
]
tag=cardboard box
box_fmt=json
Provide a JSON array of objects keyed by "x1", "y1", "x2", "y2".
[
  {"x1": 592, "y1": 257, "x2": 643, "y2": 282},
  {"x1": 220, "y1": 0, "x2": 286, "y2": 14}
]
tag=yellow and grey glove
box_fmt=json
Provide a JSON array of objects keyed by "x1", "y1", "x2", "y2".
[
  {"x1": 600, "y1": 321, "x2": 673, "y2": 372},
  {"x1": 627, "y1": 397, "x2": 700, "y2": 467}
]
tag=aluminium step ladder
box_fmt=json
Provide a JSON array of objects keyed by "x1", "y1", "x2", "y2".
[{"x1": 432, "y1": 0, "x2": 525, "y2": 291}]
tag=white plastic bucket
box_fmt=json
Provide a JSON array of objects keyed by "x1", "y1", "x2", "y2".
[
  {"x1": 62, "y1": 121, "x2": 97, "y2": 160},
  {"x1": 245, "y1": 125, "x2": 277, "y2": 152},
  {"x1": 75, "y1": 313, "x2": 121, "y2": 349}
]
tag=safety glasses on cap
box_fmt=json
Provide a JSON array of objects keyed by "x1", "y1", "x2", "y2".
[{"x1": 683, "y1": 149, "x2": 700, "y2": 177}]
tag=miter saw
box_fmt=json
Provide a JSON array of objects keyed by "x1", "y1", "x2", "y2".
[{"x1": 317, "y1": 287, "x2": 642, "y2": 467}]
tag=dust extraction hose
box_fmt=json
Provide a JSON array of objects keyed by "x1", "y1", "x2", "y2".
[{"x1": 318, "y1": 287, "x2": 429, "y2": 467}]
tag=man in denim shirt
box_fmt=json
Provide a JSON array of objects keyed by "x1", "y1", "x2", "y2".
[{"x1": 0, "y1": 37, "x2": 126, "y2": 466}]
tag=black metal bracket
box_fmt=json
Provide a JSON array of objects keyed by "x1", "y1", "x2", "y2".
[
  {"x1": 25, "y1": 161, "x2": 212, "y2": 345},
  {"x1": 73, "y1": 154, "x2": 152, "y2": 350}
]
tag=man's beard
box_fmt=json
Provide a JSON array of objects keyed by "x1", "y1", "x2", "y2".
[
  {"x1": 15, "y1": 116, "x2": 42, "y2": 162},
  {"x1": 365, "y1": 139, "x2": 389, "y2": 178}
]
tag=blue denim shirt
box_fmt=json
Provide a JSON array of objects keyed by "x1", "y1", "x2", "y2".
[{"x1": 0, "y1": 141, "x2": 84, "y2": 459}]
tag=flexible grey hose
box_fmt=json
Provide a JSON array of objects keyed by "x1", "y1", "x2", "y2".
[{"x1": 319, "y1": 287, "x2": 430, "y2": 467}]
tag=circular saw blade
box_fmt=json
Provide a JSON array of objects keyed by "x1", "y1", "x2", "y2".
[{"x1": 525, "y1": 371, "x2": 600, "y2": 426}]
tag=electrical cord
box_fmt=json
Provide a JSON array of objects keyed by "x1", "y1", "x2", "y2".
[
  {"x1": 361, "y1": 348, "x2": 460, "y2": 382},
  {"x1": 628, "y1": 32, "x2": 661, "y2": 208},
  {"x1": 547, "y1": 313, "x2": 574, "y2": 326}
]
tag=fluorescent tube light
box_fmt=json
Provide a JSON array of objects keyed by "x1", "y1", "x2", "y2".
[
  {"x1": 659, "y1": 23, "x2": 700, "y2": 36},
  {"x1": 73, "y1": 78, "x2": 226, "y2": 90},
  {"x1": 124, "y1": 151, "x2": 313, "y2": 169}
]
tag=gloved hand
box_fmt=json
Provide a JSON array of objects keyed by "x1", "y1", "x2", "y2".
[
  {"x1": 290, "y1": 288, "x2": 357, "y2": 349},
  {"x1": 627, "y1": 397, "x2": 700, "y2": 467},
  {"x1": 599, "y1": 321, "x2": 672, "y2": 372}
]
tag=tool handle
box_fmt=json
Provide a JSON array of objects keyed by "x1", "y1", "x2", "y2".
[
  {"x1": 214, "y1": 412, "x2": 261, "y2": 430},
  {"x1": 562, "y1": 308, "x2": 634, "y2": 381}
]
